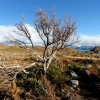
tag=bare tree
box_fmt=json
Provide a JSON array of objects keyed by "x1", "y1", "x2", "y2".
[{"x1": 5, "y1": 8, "x2": 79, "y2": 73}]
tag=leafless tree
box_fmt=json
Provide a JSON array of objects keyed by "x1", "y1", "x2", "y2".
[{"x1": 5, "y1": 8, "x2": 79, "y2": 72}]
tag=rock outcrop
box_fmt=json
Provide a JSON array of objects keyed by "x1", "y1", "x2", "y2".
[{"x1": 90, "y1": 46, "x2": 100, "y2": 53}]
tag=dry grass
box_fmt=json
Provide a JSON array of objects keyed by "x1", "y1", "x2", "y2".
[
  {"x1": 0, "y1": 44, "x2": 99, "y2": 68},
  {"x1": 41, "y1": 74, "x2": 55, "y2": 100},
  {"x1": 1, "y1": 44, "x2": 100, "y2": 100},
  {"x1": 0, "y1": 44, "x2": 77, "y2": 67}
]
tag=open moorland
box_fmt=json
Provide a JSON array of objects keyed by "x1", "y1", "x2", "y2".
[{"x1": 0, "y1": 44, "x2": 100, "y2": 100}]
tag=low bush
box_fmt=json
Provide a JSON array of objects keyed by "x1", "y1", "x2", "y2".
[
  {"x1": 68, "y1": 62, "x2": 85, "y2": 74},
  {"x1": 82, "y1": 59, "x2": 94, "y2": 65},
  {"x1": 46, "y1": 65, "x2": 67, "y2": 97},
  {"x1": 16, "y1": 65, "x2": 43, "y2": 90},
  {"x1": 46, "y1": 65, "x2": 65, "y2": 85}
]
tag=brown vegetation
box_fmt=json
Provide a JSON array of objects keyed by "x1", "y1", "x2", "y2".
[{"x1": 0, "y1": 45, "x2": 100, "y2": 99}]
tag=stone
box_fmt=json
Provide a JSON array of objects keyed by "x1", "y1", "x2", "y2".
[
  {"x1": 70, "y1": 80, "x2": 79, "y2": 88},
  {"x1": 67, "y1": 64, "x2": 71, "y2": 67},
  {"x1": 87, "y1": 64, "x2": 92, "y2": 68},
  {"x1": 67, "y1": 70, "x2": 78, "y2": 79},
  {"x1": 85, "y1": 70, "x2": 91, "y2": 76}
]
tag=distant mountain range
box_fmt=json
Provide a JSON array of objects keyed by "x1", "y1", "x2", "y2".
[
  {"x1": 71, "y1": 46, "x2": 95, "y2": 51},
  {"x1": 75, "y1": 46, "x2": 94, "y2": 50}
]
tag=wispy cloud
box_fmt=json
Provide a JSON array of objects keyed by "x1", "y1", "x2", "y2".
[{"x1": 0, "y1": 25, "x2": 100, "y2": 46}]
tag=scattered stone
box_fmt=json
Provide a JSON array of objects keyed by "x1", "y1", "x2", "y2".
[
  {"x1": 67, "y1": 64, "x2": 71, "y2": 67},
  {"x1": 70, "y1": 80, "x2": 79, "y2": 88},
  {"x1": 70, "y1": 87, "x2": 75, "y2": 91},
  {"x1": 87, "y1": 64, "x2": 92, "y2": 68},
  {"x1": 67, "y1": 70, "x2": 79, "y2": 79},
  {"x1": 85, "y1": 70, "x2": 91, "y2": 76}
]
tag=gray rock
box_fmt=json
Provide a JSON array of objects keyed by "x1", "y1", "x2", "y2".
[
  {"x1": 85, "y1": 70, "x2": 91, "y2": 76},
  {"x1": 70, "y1": 80, "x2": 79, "y2": 88},
  {"x1": 67, "y1": 64, "x2": 71, "y2": 67},
  {"x1": 67, "y1": 70, "x2": 79, "y2": 79}
]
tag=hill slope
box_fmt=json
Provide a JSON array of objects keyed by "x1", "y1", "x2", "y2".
[{"x1": 90, "y1": 46, "x2": 100, "y2": 53}]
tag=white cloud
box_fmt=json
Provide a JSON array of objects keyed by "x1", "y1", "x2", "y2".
[
  {"x1": 0, "y1": 25, "x2": 100, "y2": 46},
  {"x1": 0, "y1": 25, "x2": 43, "y2": 45},
  {"x1": 0, "y1": 25, "x2": 12, "y2": 43},
  {"x1": 22, "y1": 24, "x2": 43, "y2": 45},
  {"x1": 79, "y1": 34, "x2": 100, "y2": 46}
]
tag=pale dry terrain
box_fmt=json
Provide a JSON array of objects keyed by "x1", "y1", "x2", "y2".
[
  {"x1": 0, "y1": 44, "x2": 99, "y2": 68},
  {"x1": 0, "y1": 44, "x2": 100, "y2": 100}
]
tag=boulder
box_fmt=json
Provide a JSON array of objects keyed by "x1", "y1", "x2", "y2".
[
  {"x1": 67, "y1": 70, "x2": 78, "y2": 79},
  {"x1": 70, "y1": 80, "x2": 79, "y2": 88},
  {"x1": 90, "y1": 46, "x2": 100, "y2": 53}
]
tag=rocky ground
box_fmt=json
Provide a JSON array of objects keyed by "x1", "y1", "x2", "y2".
[{"x1": 0, "y1": 45, "x2": 100, "y2": 100}]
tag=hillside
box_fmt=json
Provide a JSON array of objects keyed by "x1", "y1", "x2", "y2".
[
  {"x1": 0, "y1": 44, "x2": 8, "y2": 49},
  {"x1": 0, "y1": 44, "x2": 100, "y2": 99},
  {"x1": 90, "y1": 46, "x2": 100, "y2": 53}
]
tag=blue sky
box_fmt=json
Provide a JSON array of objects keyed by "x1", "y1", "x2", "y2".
[{"x1": 0, "y1": 0, "x2": 100, "y2": 46}]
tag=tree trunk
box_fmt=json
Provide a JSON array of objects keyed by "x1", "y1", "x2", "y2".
[{"x1": 43, "y1": 51, "x2": 56, "y2": 73}]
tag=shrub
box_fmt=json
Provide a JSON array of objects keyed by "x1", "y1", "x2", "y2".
[
  {"x1": 66, "y1": 62, "x2": 86, "y2": 80},
  {"x1": 68, "y1": 62, "x2": 85, "y2": 72},
  {"x1": 16, "y1": 65, "x2": 43, "y2": 89},
  {"x1": 46, "y1": 65, "x2": 65, "y2": 85},
  {"x1": 82, "y1": 59, "x2": 94, "y2": 65}
]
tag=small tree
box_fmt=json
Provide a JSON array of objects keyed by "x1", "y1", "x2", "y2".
[{"x1": 5, "y1": 8, "x2": 79, "y2": 73}]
